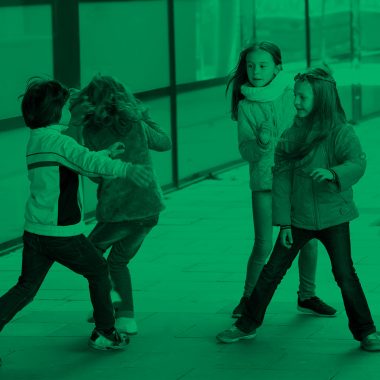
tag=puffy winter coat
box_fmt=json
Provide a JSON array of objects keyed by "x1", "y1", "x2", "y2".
[
  {"x1": 237, "y1": 72, "x2": 295, "y2": 191},
  {"x1": 272, "y1": 123, "x2": 366, "y2": 230}
]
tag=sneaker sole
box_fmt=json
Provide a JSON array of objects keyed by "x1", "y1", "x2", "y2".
[
  {"x1": 361, "y1": 344, "x2": 380, "y2": 352},
  {"x1": 216, "y1": 332, "x2": 256, "y2": 343},
  {"x1": 297, "y1": 305, "x2": 337, "y2": 317},
  {"x1": 117, "y1": 330, "x2": 138, "y2": 336},
  {"x1": 88, "y1": 341, "x2": 128, "y2": 351},
  {"x1": 231, "y1": 313, "x2": 241, "y2": 319}
]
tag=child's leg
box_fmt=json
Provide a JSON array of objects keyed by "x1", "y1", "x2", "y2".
[
  {"x1": 298, "y1": 239, "x2": 318, "y2": 300},
  {"x1": 43, "y1": 234, "x2": 115, "y2": 332},
  {"x1": 108, "y1": 219, "x2": 158, "y2": 317},
  {"x1": 236, "y1": 226, "x2": 314, "y2": 333},
  {"x1": 318, "y1": 222, "x2": 376, "y2": 341},
  {"x1": 0, "y1": 232, "x2": 53, "y2": 332},
  {"x1": 89, "y1": 216, "x2": 158, "y2": 317},
  {"x1": 243, "y1": 191, "x2": 273, "y2": 297}
]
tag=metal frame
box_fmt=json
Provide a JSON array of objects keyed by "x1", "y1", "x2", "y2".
[{"x1": 1, "y1": 0, "x2": 374, "y2": 251}]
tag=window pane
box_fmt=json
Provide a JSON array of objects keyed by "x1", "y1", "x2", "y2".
[
  {"x1": 175, "y1": 0, "x2": 242, "y2": 84},
  {"x1": 0, "y1": 5, "x2": 53, "y2": 120},
  {"x1": 79, "y1": 1, "x2": 169, "y2": 92},
  {"x1": 255, "y1": 0, "x2": 307, "y2": 71},
  {"x1": 360, "y1": 1, "x2": 380, "y2": 116},
  {"x1": 309, "y1": 0, "x2": 351, "y2": 63},
  {"x1": 177, "y1": 85, "x2": 240, "y2": 180},
  {"x1": 0, "y1": 128, "x2": 29, "y2": 244}
]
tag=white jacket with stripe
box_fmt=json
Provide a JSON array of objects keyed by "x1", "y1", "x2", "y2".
[{"x1": 24, "y1": 124, "x2": 130, "y2": 237}]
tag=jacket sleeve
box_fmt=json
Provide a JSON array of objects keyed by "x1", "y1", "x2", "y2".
[
  {"x1": 52, "y1": 134, "x2": 130, "y2": 179},
  {"x1": 143, "y1": 117, "x2": 172, "y2": 151},
  {"x1": 237, "y1": 102, "x2": 271, "y2": 163},
  {"x1": 330, "y1": 125, "x2": 366, "y2": 192},
  {"x1": 272, "y1": 133, "x2": 293, "y2": 226}
]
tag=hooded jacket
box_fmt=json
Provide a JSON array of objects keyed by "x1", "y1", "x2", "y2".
[
  {"x1": 272, "y1": 122, "x2": 366, "y2": 230},
  {"x1": 83, "y1": 115, "x2": 171, "y2": 222}
]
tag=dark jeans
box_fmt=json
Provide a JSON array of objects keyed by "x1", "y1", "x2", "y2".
[
  {"x1": 236, "y1": 222, "x2": 376, "y2": 341},
  {"x1": 88, "y1": 215, "x2": 158, "y2": 317},
  {"x1": 0, "y1": 231, "x2": 115, "y2": 332}
]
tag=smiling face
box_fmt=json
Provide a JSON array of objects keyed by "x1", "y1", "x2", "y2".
[
  {"x1": 246, "y1": 49, "x2": 280, "y2": 87},
  {"x1": 294, "y1": 80, "x2": 314, "y2": 118}
]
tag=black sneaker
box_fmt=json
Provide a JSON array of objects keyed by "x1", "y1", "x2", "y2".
[
  {"x1": 88, "y1": 328, "x2": 129, "y2": 350},
  {"x1": 232, "y1": 296, "x2": 249, "y2": 318},
  {"x1": 297, "y1": 296, "x2": 337, "y2": 317}
]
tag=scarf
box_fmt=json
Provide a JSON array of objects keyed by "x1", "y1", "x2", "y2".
[{"x1": 241, "y1": 71, "x2": 294, "y2": 102}]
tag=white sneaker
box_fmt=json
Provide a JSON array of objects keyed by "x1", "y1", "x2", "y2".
[
  {"x1": 115, "y1": 317, "x2": 138, "y2": 335},
  {"x1": 216, "y1": 325, "x2": 256, "y2": 343}
]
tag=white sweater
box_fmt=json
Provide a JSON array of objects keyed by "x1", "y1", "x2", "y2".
[{"x1": 24, "y1": 124, "x2": 130, "y2": 237}]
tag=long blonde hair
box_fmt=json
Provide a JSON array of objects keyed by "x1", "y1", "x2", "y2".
[{"x1": 71, "y1": 74, "x2": 144, "y2": 135}]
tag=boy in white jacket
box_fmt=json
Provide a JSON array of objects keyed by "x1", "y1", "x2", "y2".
[{"x1": 0, "y1": 78, "x2": 151, "y2": 352}]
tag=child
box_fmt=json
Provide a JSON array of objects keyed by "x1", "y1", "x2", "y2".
[
  {"x1": 0, "y1": 78, "x2": 152, "y2": 351},
  {"x1": 217, "y1": 67, "x2": 380, "y2": 352},
  {"x1": 227, "y1": 41, "x2": 335, "y2": 317},
  {"x1": 70, "y1": 75, "x2": 171, "y2": 335}
]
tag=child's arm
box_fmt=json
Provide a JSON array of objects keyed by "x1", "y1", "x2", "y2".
[
  {"x1": 272, "y1": 134, "x2": 294, "y2": 227},
  {"x1": 50, "y1": 134, "x2": 151, "y2": 187},
  {"x1": 329, "y1": 125, "x2": 366, "y2": 192},
  {"x1": 237, "y1": 102, "x2": 271, "y2": 162},
  {"x1": 142, "y1": 110, "x2": 172, "y2": 151}
]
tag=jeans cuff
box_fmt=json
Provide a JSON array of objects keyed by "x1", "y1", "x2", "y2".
[{"x1": 235, "y1": 316, "x2": 257, "y2": 333}]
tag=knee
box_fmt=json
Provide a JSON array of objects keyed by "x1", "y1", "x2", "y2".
[
  {"x1": 332, "y1": 267, "x2": 359, "y2": 287},
  {"x1": 253, "y1": 238, "x2": 272, "y2": 255},
  {"x1": 107, "y1": 255, "x2": 128, "y2": 271}
]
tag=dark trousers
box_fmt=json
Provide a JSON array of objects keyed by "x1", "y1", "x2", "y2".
[
  {"x1": 0, "y1": 231, "x2": 115, "y2": 332},
  {"x1": 236, "y1": 222, "x2": 376, "y2": 341}
]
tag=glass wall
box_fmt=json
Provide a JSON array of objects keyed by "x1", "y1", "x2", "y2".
[
  {"x1": 0, "y1": 4, "x2": 53, "y2": 246},
  {"x1": 309, "y1": 0, "x2": 353, "y2": 120},
  {"x1": 2, "y1": 0, "x2": 380, "y2": 247},
  {"x1": 255, "y1": 0, "x2": 307, "y2": 72},
  {"x1": 79, "y1": 0, "x2": 173, "y2": 212},
  {"x1": 360, "y1": 0, "x2": 380, "y2": 117},
  {"x1": 174, "y1": 0, "x2": 244, "y2": 181},
  {"x1": 176, "y1": 86, "x2": 239, "y2": 180},
  {"x1": 79, "y1": 0, "x2": 169, "y2": 92},
  {"x1": 175, "y1": 0, "x2": 242, "y2": 84},
  {"x1": 0, "y1": 5, "x2": 53, "y2": 120}
]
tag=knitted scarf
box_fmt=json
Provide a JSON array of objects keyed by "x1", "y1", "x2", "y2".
[{"x1": 241, "y1": 71, "x2": 294, "y2": 102}]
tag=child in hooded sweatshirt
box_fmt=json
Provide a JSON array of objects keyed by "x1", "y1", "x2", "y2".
[{"x1": 70, "y1": 75, "x2": 171, "y2": 335}]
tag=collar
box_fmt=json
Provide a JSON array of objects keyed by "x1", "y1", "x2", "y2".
[{"x1": 241, "y1": 70, "x2": 293, "y2": 102}]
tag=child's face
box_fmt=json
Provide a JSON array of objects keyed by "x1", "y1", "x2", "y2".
[
  {"x1": 294, "y1": 81, "x2": 314, "y2": 118},
  {"x1": 246, "y1": 49, "x2": 280, "y2": 87},
  {"x1": 59, "y1": 101, "x2": 71, "y2": 126}
]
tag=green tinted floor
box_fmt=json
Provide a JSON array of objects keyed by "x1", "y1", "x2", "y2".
[{"x1": 1, "y1": 118, "x2": 380, "y2": 380}]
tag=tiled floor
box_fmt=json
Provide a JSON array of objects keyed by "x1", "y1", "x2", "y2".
[{"x1": 1, "y1": 118, "x2": 380, "y2": 379}]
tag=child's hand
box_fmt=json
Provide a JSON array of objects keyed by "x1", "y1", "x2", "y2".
[
  {"x1": 125, "y1": 164, "x2": 151, "y2": 188},
  {"x1": 107, "y1": 142, "x2": 125, "y2": 158},
  {"x1": 309, "y1": 168, "x2": 334, "y2": 182},
  {"x1": 258, "y1": 121, "x2": 272, "y2": 145},
  {"x1": 280, "y1": 228, "x2": 293, "y2": 249}
]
